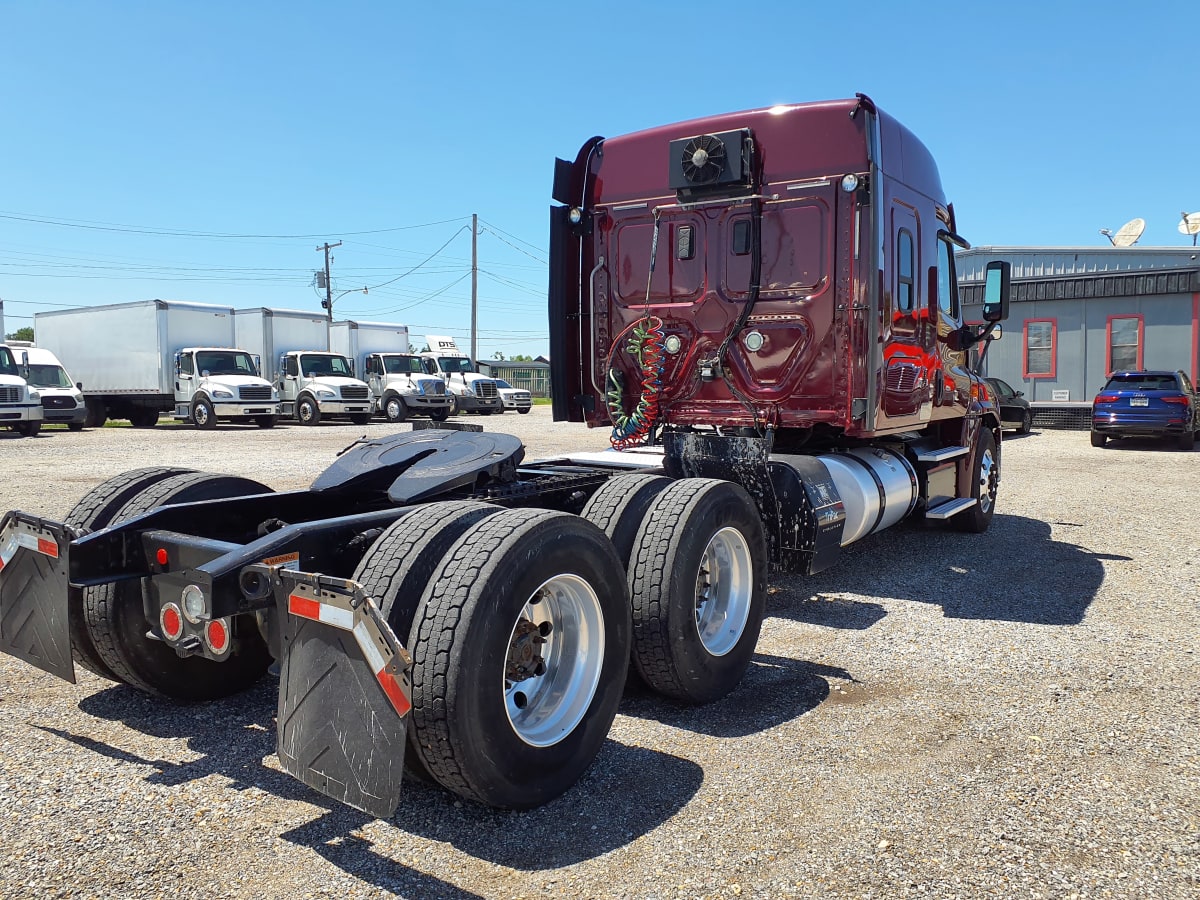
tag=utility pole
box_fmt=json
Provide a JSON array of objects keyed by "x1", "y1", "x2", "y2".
[
  {"x1": 317, "y1": 241, "x2": 342, "y2": 322},
  {"x1": 470, "y1": 214, "x2": 478, "y2": 364}
]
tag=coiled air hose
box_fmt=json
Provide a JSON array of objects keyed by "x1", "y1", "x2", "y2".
[{"x1": 606, "y1": 316, "x2": 665, "y2": 450}]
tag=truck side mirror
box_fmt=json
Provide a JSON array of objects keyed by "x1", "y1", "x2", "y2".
[
  {"x1": 76, "y1": 382, "x2": 83, "y2": 391},
  {"x1": 982, "y1": 260, "x2": 1010, "y2": 323}
]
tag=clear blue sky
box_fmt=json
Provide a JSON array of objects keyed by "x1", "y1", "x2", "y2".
[{"x1": 2, "y1": 1, "x2": 1196, "y2": 358}]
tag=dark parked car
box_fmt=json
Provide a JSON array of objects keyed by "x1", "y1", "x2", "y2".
[
  {"x1": 1091, "y1": 370, "x2": 1198, "y2": 450},
  {"x1": 986, "y1": 378, "x2": 1033, "y2": 434}
]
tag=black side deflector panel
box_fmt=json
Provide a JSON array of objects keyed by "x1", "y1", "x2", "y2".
[
  {"x1": 0, "y1": 513, "x2": 76, "y2": 683},
  {"x1": 267, "y1": 566, "x2": 412, "y2": 819}
]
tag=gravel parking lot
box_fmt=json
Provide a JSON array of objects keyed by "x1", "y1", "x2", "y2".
[{"x1": 1, "y1": 409, "x2": 1197, "y2": 899}]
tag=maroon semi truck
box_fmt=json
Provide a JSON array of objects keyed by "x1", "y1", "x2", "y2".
[{"x1": 0, "y1": 95, "x2": 1008, "y2": 818}]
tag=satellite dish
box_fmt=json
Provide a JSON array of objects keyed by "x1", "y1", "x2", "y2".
[
  {"x1": 1179, "y1": 212, "x2": 1200, "y2": 235},
  {"x1": 1111, "y1": 218, "x2": 1145, "y2": 247}
]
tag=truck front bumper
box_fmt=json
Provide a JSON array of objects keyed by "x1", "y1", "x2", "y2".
[
  {"x1": 213, "y1": 402, "x2": 283, "y2": 418},
  {"x1": 0, "y1": 404, "x2": 44, "y2": 423},
  {"x1": 455, "y1": 396, "x2": 503, "y2": 412},
  {"x1": 405, "y1": 395, "x2": 452, "y2": 410},
  {"x1": 317, "y1": 400, "x2": 372, "y2": 415},
  {"x1": 41, "y1": 407, "x2": 88, "y2": 426}
]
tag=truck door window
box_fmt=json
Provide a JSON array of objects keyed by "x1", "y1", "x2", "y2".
[
  {"x1": 179, "y1": 354, "x2": 194, "y2": 376},
  {"x1": 897, "y1": 229, "x2": 915, "y2": 313},
  {"x1": 936, "y1": 238, "x2": 959, "y2": 320},
  {"x1": 284, "y1": 355, "x2": 298, "y2": 377}
]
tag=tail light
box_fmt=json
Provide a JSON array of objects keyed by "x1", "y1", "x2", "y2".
[
  {"x1": 159, "y1": 603, "x2": 184, "y2": 642},
  {"x1": 1094, "y1": 394, "x2": 1120, "y2": 404},
  {"x1": 1162, "y1": 396, "x2": 1190, "y2": 405},
  {"x1": 204, "y1": 618, "x2": 231, "y2": 656}
]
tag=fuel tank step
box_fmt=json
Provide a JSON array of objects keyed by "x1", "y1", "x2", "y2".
[{"x1": 924, "y1": 497, "x2": 978, "y2": 520}]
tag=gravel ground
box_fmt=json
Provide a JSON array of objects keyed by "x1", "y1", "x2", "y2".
[{"x1": 0, "y1": 409, "x2": 1197, "y2": 899}]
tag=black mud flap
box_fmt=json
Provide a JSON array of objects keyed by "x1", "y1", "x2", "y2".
[
  {"x1": 0, "y1": 513, "x2": 76, "y2": 683},
  {"x1": 259, "y1": 565, "x2": 412, "y2": 819}
]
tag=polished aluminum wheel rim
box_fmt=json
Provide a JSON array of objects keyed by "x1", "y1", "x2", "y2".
[
  {"x1": 694, "y1": 527, "x2": 753, "y2": 657},
  {"x1": 504, "y1": 574, "x2": 605, "y2": 748},
  {"x1": 978, "y1": 447, "x2": 997, "y2": 514}
]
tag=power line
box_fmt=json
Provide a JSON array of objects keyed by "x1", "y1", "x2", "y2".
[
  {"x1": 0, "y1": 210, "x2": 472, "y2": 240},
  {"x1": 478, "y1": 226, "x2": 548, "y2": 264}
]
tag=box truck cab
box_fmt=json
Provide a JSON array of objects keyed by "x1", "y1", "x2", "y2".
[
  {"x1": 420, "y1": 335, "x2": 502, "y2": 415},
  {"x1": 0, "y1": 345, "x2": 43, "y2": 436},
  {"x1": 14, "y1": 347, "x2": 87, "y2": 430},
  {"x1": 328, "y1": 320, "x2": 451, "y2": 423},
  {"x1": 174, "y1": 347, "x2": 280, "y2": 429},
  {"x1": 276, "y1": 351, "x2": 373, "y2": 426}
]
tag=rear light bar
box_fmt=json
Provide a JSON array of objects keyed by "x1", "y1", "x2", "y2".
[
  {"x1": 1094, "y1": 394, "x2": 1119, "y2": 404},
  {"x1": 1162, "y1": 396, "x2": 1191, "y2": 405}
]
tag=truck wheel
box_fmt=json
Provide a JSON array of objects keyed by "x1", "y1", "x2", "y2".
[
  {"x1": 350, "y1": 413, "x2": 372, "y2": 426},
  {"x1": 84, "y1": 398, "x2": 107, "y2": 429},
  {"x1": 627, "y1": 479, "x2": 767, "y2": 705},
  {"x1": 383, "y1": 394, "x2": 408, "y2": 423},
  {"x1": 297, "y1": 395, "x2": 321, "y2": 426},
  {"x1": 430, "y1": 407, "x2": 450, "y2": 422},
  {"x1": 68, "y1": 422, "x2": 84, "y2": 432},
  {"x1": 407, "y1": 509, "x2": 629, "y2": 808},
  {"x1": 15, "y1": 421, "x2": 40, "y2": 437},
  {"x1": 254, "y1": 415, "x2": 277, "y2": 429},
  {"x1": 580, "y1": 473, "x2": 673, "y2": 567},
  {"x1": 518, "y1": 407, "x2": 531, "y2": 414},
  {"x1": 130, "y1": 408, "x2": 158, "y2": 428},
  {"x1": 352, "y1": 501, "x2": 506, "y2": 782},
  {"x1": 953, "y1": 428, "x2": 999, "y2": 534},
  {"x1": 1018, "y1": 410, "x2": 1033, "y2": 435},
  {"x1": 83, "y1": 472, "x2": 274, "y2": 700},
  {"x1": 63, "y1": 467, "x2": 197, "y2": 681},
  {"x1": 191, "y1": 397, "x2": 217, "y2": 429}
]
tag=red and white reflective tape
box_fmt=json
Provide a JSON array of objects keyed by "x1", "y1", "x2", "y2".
[
  {"x1": 287, "y1": 591, "x2": 412, "y2": 718},
  {"x1": 0, "y1": 527, "x2": 59, "y2": 573}
]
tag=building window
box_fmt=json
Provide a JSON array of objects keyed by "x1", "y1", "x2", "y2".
[
  {"x1": 897, "y1": 229, "x2": 914, "y2": 312},
  {"x1": 1106, "y1": 315, "x2": 1143, "y2": 374},
  {"x1": 1023, "y1": 319, "x2": 1056, "y2": 378}
]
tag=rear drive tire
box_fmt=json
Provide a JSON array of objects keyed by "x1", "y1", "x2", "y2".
[
  {"x1": 191, "y1": 398, "x2": 217, "y2": 429},
  {"x1": 350, "y1": 413, "x2": 372, "y2": 426},
  {"x1": 68, "y1": 422, "x2": 84, "y2": 432},
  {"x1": 82, "y1": 472, "x2": 274, "y2": 700},
  {"x1": 580, "y1": 473, "x2": 673, "y2": 568},
  {"x1": 352, "y1": 501, "x2": 506, "y2": 783},
  {"x1": 1090, "y1": 430, "x2": 1107, "y2": 448},
  {"x1": 85, "y1": 398, "x2": 107, "y2": 429},
  {"x1": 297, "y1": 395, "x2": 321, "y2": 426},
  {"x1": 627, "y1": 479, "x2": 767, "y2": 705},
  {"x1": 63, "y1": 467, "x2": 197, "y2": 681},
  {"x1": 383, "y1": 394, "x2": 408, "y2": 423},
  {"x1": 953, "y1": 428, "x2": 999, "y2": 533},
  {"x1": 130, "y1": 408, "x2": 158, "y2": 428},
  {"x1": 406, "y1": 509, "x2": 629, "y2": 808}
]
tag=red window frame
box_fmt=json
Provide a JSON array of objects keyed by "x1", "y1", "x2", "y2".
[
  {"x1": 1105, "y1": 314, "x2": 1144, "y2": 376},
  {"x1": 1022, "y1": 318, "x2": 1057, "y2": 379}
]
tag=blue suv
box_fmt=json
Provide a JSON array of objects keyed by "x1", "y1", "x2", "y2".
[{"x1": 1091, "y1": 370, "x2": 1198, "y2": 450}]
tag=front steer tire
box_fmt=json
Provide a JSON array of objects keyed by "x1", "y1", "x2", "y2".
[
  {"x1": 953, "y1": 428, "x2": 1000, "y2": 534},
  {"x1": 626, "y1": 479, "x2": 767, "y2": 705},
  {"x1": 406, "y1": 508, "x2": 629, "y2": 808},
  {"x1": 82, "y1": 472, "x2": 274, "y2": 700}
]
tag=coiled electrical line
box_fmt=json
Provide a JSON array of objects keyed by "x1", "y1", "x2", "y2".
[{"x1": 606, "y1": 316, "x2": 665, "y2": 450}]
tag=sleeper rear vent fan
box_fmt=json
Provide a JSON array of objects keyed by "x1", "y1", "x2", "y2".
[
  {"x1": 680, "y1": 135, "x2": 727, "y2": 184},
  {"x1": 668, "y1": 128, "x2": 753, "y2": 198}
]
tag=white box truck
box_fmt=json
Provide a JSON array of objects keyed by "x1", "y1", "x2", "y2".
[
  {"x1": 234, "y1": 308, "x2": 373, "y2": 426},
  {"x1": 420, "y1": 335, "x2": 502, "y2": 415},
  {"x1": 34, "y1": 301, "x2": 280, "y2": 429},
  {"x1": 329, "y1": 320, "x2": 451, "y2": 423}
]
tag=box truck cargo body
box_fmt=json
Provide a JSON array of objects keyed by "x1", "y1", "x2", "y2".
[
  {"x1": 34, "y1": 300, "x2": 280, "y2": 428},
  {"x1": 234, "y1": 308, "x2": 372, "y2": 425},
  {"x1": 329, "y1": 320, "x2": 451, "y2": 422}
]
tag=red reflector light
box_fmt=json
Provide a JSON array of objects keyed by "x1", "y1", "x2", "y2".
[
  {"x1": 156, "y1": 548, "x2": 169, "y2": 565},
  {"x1": 1094, "y1": 394, "x2": 1119, "y2": 404},
  {"x1": 205, "y1": 619, "x2": 229, "y2": 655},
  {"x1": 1162, "y1": 396, "x2": 1190, "y2": 405},
  {"x1": 160, "y1": 603, "x2": 184, "y2": 641},
  {"x1": 37, "y1": 537, "x2": 59, "y2": 558}
]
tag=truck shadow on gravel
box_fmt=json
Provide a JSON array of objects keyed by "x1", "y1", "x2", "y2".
[
  {"x1": 771, "y1": 512, "x2": 1120, "y2": 626},
  {"x1": 53, "y1": 678, "x2": 702, "y2": 879}
]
